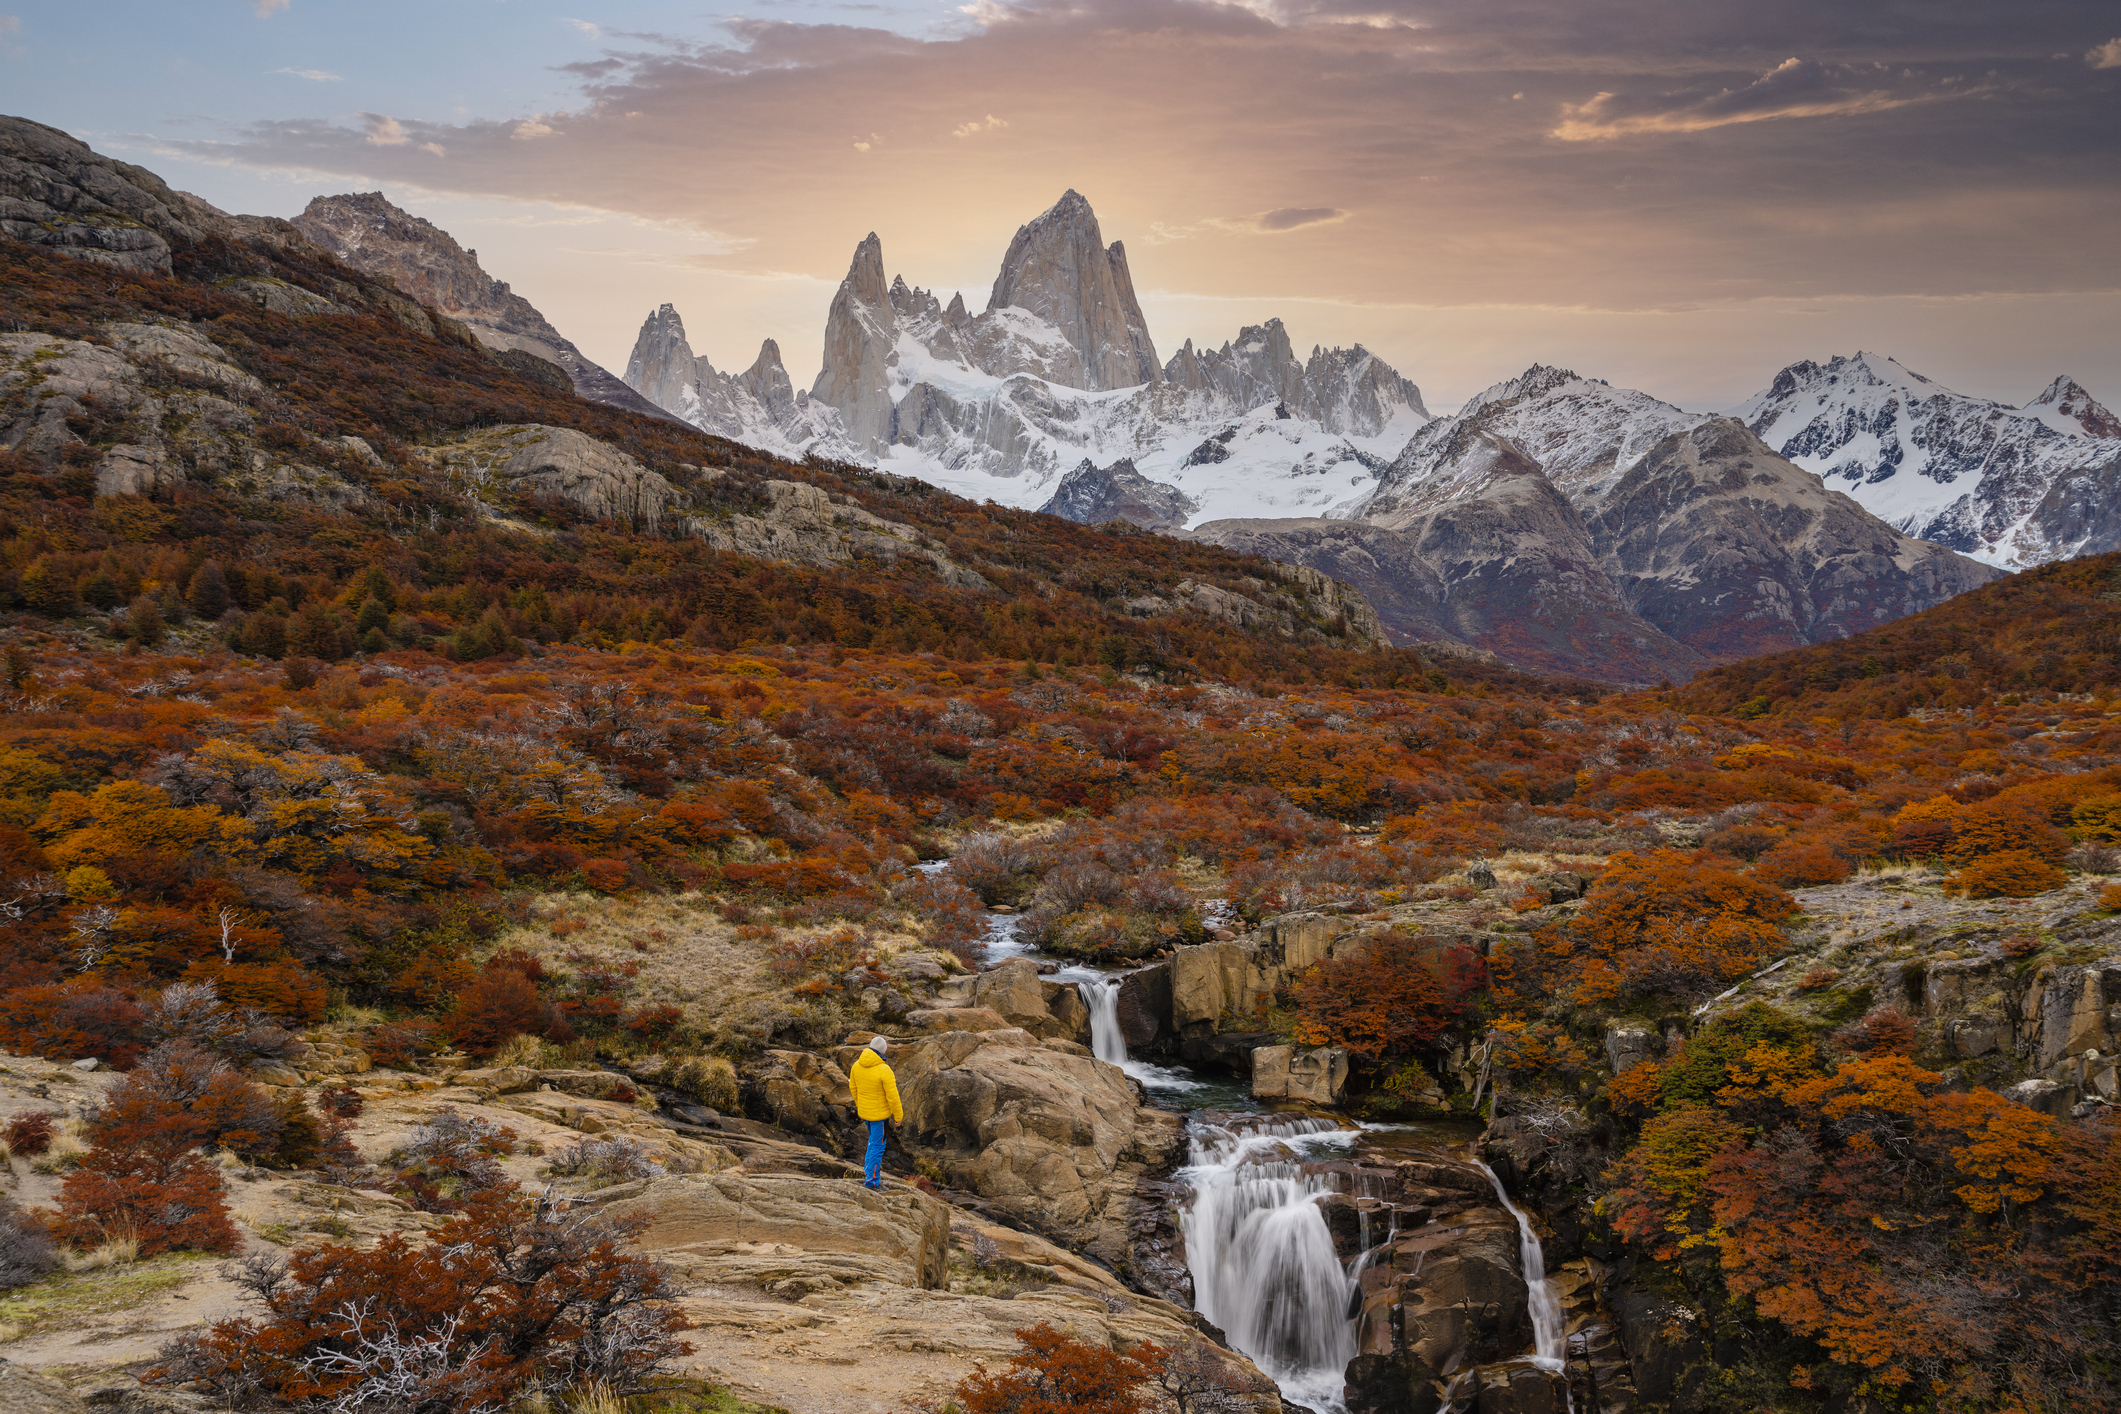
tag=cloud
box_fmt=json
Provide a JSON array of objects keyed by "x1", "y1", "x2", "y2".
[
  {"x1": 853, "y1": 132, "x2": 884, "y2": 152},
  {"x1": 1553, "y1": 58, "x2": 1975, "y2": 141},
  {"x1": 252, "y1": 0, "x2": 288, "y2": 16},
  {"x1": 1151, "y1": 205, "x2": 1349, "y2": 240},
  {"x1": 361, "y1": 113, "x2": 409, "y2": 147},
  {"x1": 513, "y1": 116, "x2": 561, "y2": 140},
  {"x1": 272, "y1": 67, "x2": 341, "y2": 82},
  {"x1": 564, "y1": 19, "x2": 599, "y2": 36},
  {"x1": 2089, "y1": 38, "x2": 2121, "y2": 69},
  {"x1": 420, "y1": 142, "x2": 448, "y2": 158},
  {"x1": 950, "y1": 114, "x2": 1008, "y2": 138},
  {"x1": 1257, "y1": 205, "x2": 1345, "y2": 232}
]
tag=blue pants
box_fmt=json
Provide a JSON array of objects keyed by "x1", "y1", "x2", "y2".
[{"x1": 864, "y1": 1120, "x2": 886, "y2": 1187}]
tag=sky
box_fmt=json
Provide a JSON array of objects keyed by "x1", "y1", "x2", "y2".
[{"x1": 6, "y1": 0, "x2": 2121, "y2": 412}]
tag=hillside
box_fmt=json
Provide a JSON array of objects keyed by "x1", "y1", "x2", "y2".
[{"x1": 1673, "y1": 549, "x2": 2121, "y2": 718}]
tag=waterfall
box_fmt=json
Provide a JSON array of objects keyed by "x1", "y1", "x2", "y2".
[
  {"x1": 1180, "y1": 1117, "x2": 1361, "y2": 1413},
  {"x1": 1476, "y1": 1159, "x2": 1566, "y2": 1373},
  {"x1": 1079, "y1": 976, "x2": 1127, "y2": 1064}
]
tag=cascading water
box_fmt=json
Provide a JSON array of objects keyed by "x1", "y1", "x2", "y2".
[
  {"x1": 1078, "y1": 975, "x2": 1128, "y2": 1064},
  {"x1": 1180, "y1": 1117, "x2": 1361, "y2": 1413},
  {"x1": 1477, "y1": 1160, "x2": 1567, "y2": 1375}
]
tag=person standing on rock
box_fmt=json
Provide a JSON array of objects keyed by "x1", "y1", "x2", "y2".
[{"x1": 851, "y1": 1035, "x2": 902, "y2": 1190}]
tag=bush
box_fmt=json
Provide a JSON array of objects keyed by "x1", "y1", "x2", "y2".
[
  {"x1": 364, "y1": 1019, "x2": 443, "y2": 1069},
  {"x1": 1293, "y1": 930, "x2": 1487, "y2": 1061},
  {"x1": 547, "y1": 1136, "x2": 661, "y2": 1184},
  {"x1": 153, "y1": 1192, "x2": 692, "y2": 1412},
  {"x1": 1835, "y1": 1007, "x2": 1919, "y2": 1057},
  {"x1": 956, "y1": 1322, "x2": 1161, "y2": 1414},
  {"x1": 389, "y1": 1109, "x2": 518, "y2": 1211},
  {"x1": 0, "y1": 982, "x2": 150, "y2": 1069},
  {"x1": 948, "y1": 831, "x2": 1045, "y2": 906},
  {"x1": 667, "y1": 1055, "x2": 739, "y2": 1112},
  {"x1": 1944, "y1": 850, "x2": 2068, "y2": 899},
  {"x1": 54, "y1": 1158, "x2": 238, "y2": 1257},
  {"x1": 4, "y1": 1110, "x2": 59, "y2": 1158},
  {"x1": 0, "y1": 1196, "x2": 58, "y2": 1288},
  {"x1": 447, "y1": 964, "x2": 550, "y2": 1058}
]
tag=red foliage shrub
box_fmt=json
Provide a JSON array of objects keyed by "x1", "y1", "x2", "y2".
[
  {"x1": 55, "y1": 1158, "x2": 238, "y2": 1257},
  {"x1": 446, "y1": 966, "x2": 549, "y2": 1058},
  {"x1": 1835, "y1": 1007, "x2": 1919, "y2": 1056},
  {"x1": 154, "y1": 1192, "x2": 691, "y2": 1409},
  {"x1": 1944, "y1": 850, "x2": 2068, "y2": 899},
  {"x1": 956, "y1": 1322, "x2": 1161, "y2": 1414},
  {"x1": 364, "y1": 1020, "x2": 442, "y2": 1069},
  {"x1": 1293, "y1": 931, "x2": 1486, "y2": 1060},
  {"x1": 3, "y1": 1110, "x2": 58, "y2": 1158},
  {"x1": 0, "y1": 983, "x2": 149, "y2": 1069},
  {"x1": 1753, "y1": 840, "x2": 1853, "y2": 888}
]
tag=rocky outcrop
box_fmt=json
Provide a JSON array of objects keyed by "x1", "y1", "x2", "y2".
[
  {"x1": 1038, "y1": 457, "x2": 1199, "y2": 530},
  {"x1": 292, "y1": 191, "x2": 674, "y2": 422},
  {"x1": 421, "y1": 424, "x2": 680, "y2": 531},
  {"x1": 969, "y1": 957, "x2": 1092, "y2": 1043},
  {"x1": 0, "y1": 1360, "x2": 87, "y2": 1414},
  {"x1": 1164, "y1": 319, "x2": 1428, "y2": 437},
  {"x1": 1250, "y1": 1044, "x2": 1350, "y2": 1104},
  {"x1": 0, "y1": 115, "x2": 214, "y2": 274},
  {"x1": 874, "y1": 1027, "x2": 1184, "y2": 1262},
  {"x1": 687, "y1": 478, "x2": 991, "y2": 589}
]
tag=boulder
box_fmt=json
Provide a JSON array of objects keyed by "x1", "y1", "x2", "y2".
[
  {"x1": 1471, "y1": 1362, "x2": 1569, "y2": 1414},
  {"x1": 2005, "y1": 1078, "x2": 2075, "y2": 1120},
  {"x1": 972, "y1": 957, "x2": 1077, "y2": 1040},
  {"x1": 893, "y1": 1027, "x2": 1184, "y2": 1262},
  {"x1": 602, "y1": 1171, "x2": 950, "y2": 1292},
  {"x1": 1179, "y1": 1030, "x2": 1279, "y2": 1075},
  {"x1": 455, "y1": 1065, "x2": 538, "y2": 1094},
  {"x1": 905, "y1": 1006, "x2": 1012, "y2": 1032},
  {"x1": 1250, "y1": 1044, "x2": 1349, "y2": 1104},
  {"x1": 743, "y1": 1051, "x2": 854, "y2": 1136},
  {"x1": 1603, "y1": 1024, "x2": 1656, "y2": 1075},
  {"x1": 2038, "y1": 964, "x2": 2116, "y2": 1067},
  {"x1": 534, "y1": 1069, "x2": 639, "y2": 1101},
  {"x1": 1527, "y1": 871, "x2": 1588, "y2": 903},
  {"x1": 1042, "y1": 979, "x2": 1091, "y2": 1043},
  {"x1": 1116, "y1": 962, "x2": 1172, "y2": 1049}
]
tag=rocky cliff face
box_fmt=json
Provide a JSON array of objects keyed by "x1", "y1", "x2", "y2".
[
  {"x1": 292, "y1": 192, "x2": 673, "y2": 423},
  {"x1": 984, "y1": 189, "x2": 1161, "y2": 390},
  {"x1": 626, "y1": 191, "x2": 1427, "y2": 518},
  {"x1": 1731, "y1": 351, "x2": 2121, "y2": 567},
  {"x1": 1588, "y1": 417, "x2": 2003, "y2": 661}
]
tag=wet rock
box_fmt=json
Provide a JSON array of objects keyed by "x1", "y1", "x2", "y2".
[
  {"x1": 1179, "y1": 1030, "x2": 1280, "y2": 1075},
  {"x1": 1251, "y1": 1044, "x2": 1350, "y2": 1104},
  {"x1": 1116, "y1": 961, "x2": 1171, "y2": 1050},
  {"x1": 1471, "y1": 1362, "x2": 1567, "y2": 1413}
]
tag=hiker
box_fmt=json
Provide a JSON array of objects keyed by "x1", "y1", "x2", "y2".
[{"x1": 850, "y1": 1034, "x2": 902, "y2": 1189}]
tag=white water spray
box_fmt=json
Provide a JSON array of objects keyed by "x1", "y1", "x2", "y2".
[
  {"x1": 1180, "y1": 1118, "x2": 1361, "y2": 1413},
  {"x1": 1062, "y1": 970, "x2": 1203, "y2": 1090},
  {"x1": 1476, "y1": 1159, "x2": 1567, "y2": 1374}
]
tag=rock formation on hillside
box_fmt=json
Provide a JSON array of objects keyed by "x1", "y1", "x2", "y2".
[
  {"x1": 625, "y1": 192, "x2": 1427, "y2": 517},
  {"x1": 1038, "y1": 456, "x2": 1199, "y2": 530},
  {"x1": 1731, "y1": 352, "x2": 2121, "y2": 567},
  {"x1": 292, "y1": 191, "x2": 674, "y2": 422}
]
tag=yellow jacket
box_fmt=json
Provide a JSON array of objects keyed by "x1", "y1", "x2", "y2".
[{"x1": 850, "y1": 1049, "x2": 903, "y2": 1123}]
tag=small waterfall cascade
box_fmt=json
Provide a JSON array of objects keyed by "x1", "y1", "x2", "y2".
[
  {"x1": 1180, "y1": 1117, "x2": 1361, "y2": 1413},
  {"x1": 1079, "y1": 975, "x2": 1127, "y2": 1064},
  {"x1": 1476, "y1": 1159, "x2": 1567, "y2": 1374}
]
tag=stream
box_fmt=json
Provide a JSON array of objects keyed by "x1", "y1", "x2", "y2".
[{"x1": 954, "y1": 882, "x2": 1562, "y2": 1414}]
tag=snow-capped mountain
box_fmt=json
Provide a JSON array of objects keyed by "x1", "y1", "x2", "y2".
[
  {"x1": 1363, "y1": 364, "x2": 1701, "y2": 525},
  {"x1": 1192, "y1": 365, "x2": 2002, "y2": 683},
  {"x1": 1730, "y1": 352, "x2": 2121, "y2": 567},
  {"x1": 623, "y1": 191, "x2": 1427, "y2": 523},
  {"x1": 623, "y1": 305, "x2": 851, "y2": 461}
]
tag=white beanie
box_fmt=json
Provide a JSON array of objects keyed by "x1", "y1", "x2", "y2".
[{"x1": 867, "y1": 1036, "x2": 889, "y2": 1056}]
